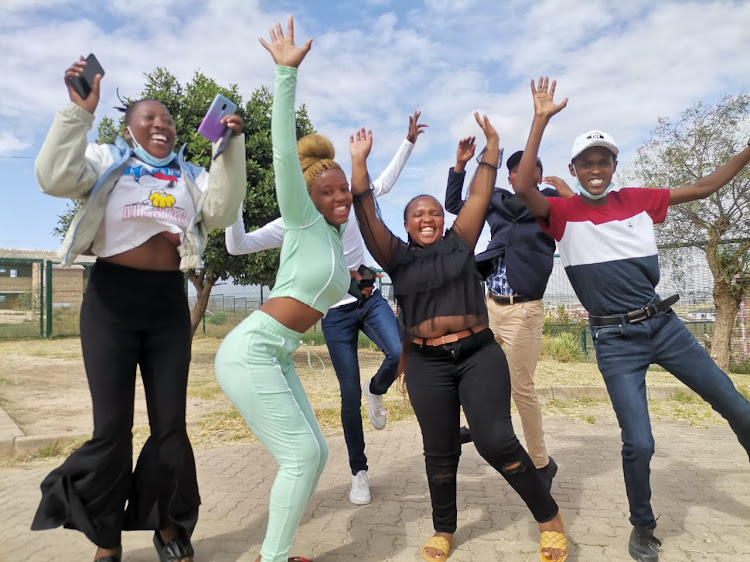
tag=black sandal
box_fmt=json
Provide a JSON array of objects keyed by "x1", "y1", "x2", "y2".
[{"x1": 153, "y1": 529, "x2": 194, "y2": 562}]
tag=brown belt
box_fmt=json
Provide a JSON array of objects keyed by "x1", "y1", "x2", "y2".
[
  {"x1": 487, "y1": 292, "x2": 534, "y2": 305},
  {"x1": 412, "y1": 326, "x2": 486, "y2": 347}
]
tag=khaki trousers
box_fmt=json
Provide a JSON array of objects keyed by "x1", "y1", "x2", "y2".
[{"x1": 486, "y1": 297, "x2": 549, "y2": 468}]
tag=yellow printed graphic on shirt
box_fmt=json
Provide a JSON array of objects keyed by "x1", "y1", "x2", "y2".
[{"x1": 149, "y1": 191, "x2": 176, "y2": 208}]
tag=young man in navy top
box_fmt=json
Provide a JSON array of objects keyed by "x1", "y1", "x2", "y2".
[
  {"x1": 444, "y1": 140, "x2": 570, "y2": 489},
  {"x1": 515, "y1": 76, "x2": 750, "y2": 562}
]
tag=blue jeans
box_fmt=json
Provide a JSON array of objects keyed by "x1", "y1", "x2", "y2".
[
  {"x1": 592, "y1": 309, "x2": 750, "y2": 528},
  {"x1": 321, "y1": 289, "x2": 402, "y2": 474}
]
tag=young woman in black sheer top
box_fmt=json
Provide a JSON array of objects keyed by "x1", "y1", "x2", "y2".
[{"x1": 349, "y1": 114, "x2": 568, "y2": 562}]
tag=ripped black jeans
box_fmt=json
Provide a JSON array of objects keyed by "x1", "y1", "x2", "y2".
[{"x1": 406, "y1": 328, "x2": 558, "y2": 533}]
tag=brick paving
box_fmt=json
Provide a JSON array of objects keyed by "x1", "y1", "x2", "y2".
[{"x1": 1, "y1": 413, "x2": 748, "y2": 561}]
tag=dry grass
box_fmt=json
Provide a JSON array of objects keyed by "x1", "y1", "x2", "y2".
[{"x1": 2, "y1": 335, "x2": 749, "y2": 465}]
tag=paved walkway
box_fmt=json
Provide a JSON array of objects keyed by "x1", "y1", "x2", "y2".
[{"x1": 1, "y1": 414, "x2": 748, "y2": 561}]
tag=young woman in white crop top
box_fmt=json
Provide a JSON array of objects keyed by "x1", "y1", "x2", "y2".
[{"x1": 31, "y1": 56, "x2": 246, "y2": 562}]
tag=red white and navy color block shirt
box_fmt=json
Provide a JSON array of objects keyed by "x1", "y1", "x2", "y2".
[{"x1": 539, "y1": 188, "x2": 671, "y2": 316}]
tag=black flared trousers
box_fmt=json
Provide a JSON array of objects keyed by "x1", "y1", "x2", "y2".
[{"x1": 31, "y1": 260, "x2": 200, "y2": 548}]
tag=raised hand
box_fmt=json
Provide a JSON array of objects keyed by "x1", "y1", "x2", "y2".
[
  {"x1": 474, "y1": 111, "x2": 499, "y2": 144},
  {"x1": 258, "y1": 15, "x2": 312, "y2": 68},
  {"x1": 407, "y1": 110, "x2": 428, "y2": 144},
  {"x1": 531, "y1": 76, "x2": 568, "y2": 120},
  {"x1": 64, "y1": 56, "x2": 101, "y2": 114},
  {"x1": 543, "y1": 175, "x2": 576, "y2": 198},
  {"x1": 350, "y1": 127, "x2": 373, "y2": 162},
  {"x1": 221, "y1": 114, "x2": 245, "y2": 136},
  {"x1": 456, "y1": 136, "x2": 476, "y2": 166}
]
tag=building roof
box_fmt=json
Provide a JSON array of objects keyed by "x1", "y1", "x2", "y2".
[{"x1": 0, "y1": 248, "x2": 96, "y2": 263}]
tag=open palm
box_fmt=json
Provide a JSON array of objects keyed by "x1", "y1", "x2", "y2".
[
  {"x1": 531, "y1": 76, "x2": 568, "y2": 119},
  {"x1": 259, "y1": 16, "x2": 312, "y2": 68}
]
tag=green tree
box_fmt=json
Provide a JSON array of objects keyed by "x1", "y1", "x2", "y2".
[
  {"x1": 55, "y1": 68, "x2": 315, "y2": 336},
  {"x1": 627, "y1": 93, "x2": 750, "y2": 370}
]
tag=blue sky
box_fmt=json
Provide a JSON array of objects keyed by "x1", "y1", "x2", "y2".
[{"x1": 1, "y1": 0, "x2": 749, "y2": 253}]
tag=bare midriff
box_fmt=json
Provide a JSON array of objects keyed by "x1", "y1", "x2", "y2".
[
  {"x1": 410, "y1": 315, "x2": 487, "y2": 340},
  {"x1": 99, "y1": 232, "x2": 181, "y2": 271},
  {"x1": 260, "y1": 297, "x2": 324, "y2": 334}
]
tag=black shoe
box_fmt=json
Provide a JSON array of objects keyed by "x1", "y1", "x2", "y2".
[
  {"x1": 537, "y1": 457, "x2": 558, "y2": 492},
  {"x1": 153, "y1": 529, "x2": 194, "y2": 562},
  {"x1": 94, "y1": 546, "x2": 122, "y2": 562},
  {"x1": 628, "y1": 525, "x2": 661, "y2": 562},
  {"x1": 459, "y1": 425, "x2": 473, "y2": 444}
]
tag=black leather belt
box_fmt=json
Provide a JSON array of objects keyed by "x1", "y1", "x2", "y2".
[
  {"x1": 488, "y1": 292, "x2": 535, "y2": 305},
  {"x1": 589, "y1": 294, "x2": 680, "y2": 327}
]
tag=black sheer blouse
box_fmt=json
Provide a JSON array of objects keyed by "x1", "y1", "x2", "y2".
[{"x1": 353, "y1": 189, "x2": 488, "y2": 339}]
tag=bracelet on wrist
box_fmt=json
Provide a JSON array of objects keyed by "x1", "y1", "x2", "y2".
[{"x1": 352, "y1": 189, "x2": 374, "y2": 200}]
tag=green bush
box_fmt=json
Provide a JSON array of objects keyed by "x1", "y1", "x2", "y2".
[
  {"x1": 540, "y1": 332, "x2": 584, "y2": 362},
  {"x1": 17, "y1": 292, "x2": 34, "y2": 310},
  {"x1": 206, "y1": 310, "x2": 228, "y2": 325},
  {"x1": 730, "y1": 361, "x2": 750, "y2": 374}
]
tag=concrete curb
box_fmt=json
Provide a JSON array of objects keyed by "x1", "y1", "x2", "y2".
[{"x1": 0, "y1": 384, "x2": 700, "y2": 462}]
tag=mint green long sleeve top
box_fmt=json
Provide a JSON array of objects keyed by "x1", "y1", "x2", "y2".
[{"x1": 266, "y1": 65, "x2": 349, "y2": 315}]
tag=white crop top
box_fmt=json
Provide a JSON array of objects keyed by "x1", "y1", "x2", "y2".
[{"x1": 92, "y1": 157, "x2": 196, "y2": 257}]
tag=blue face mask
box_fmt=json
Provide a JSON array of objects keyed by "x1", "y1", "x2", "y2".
[
  {"x1": 572, "y1": 180, "x2": 616, "y2": 200},
  {"x1": 127, "y1": 126, "x2": 176, "y2": 167}
]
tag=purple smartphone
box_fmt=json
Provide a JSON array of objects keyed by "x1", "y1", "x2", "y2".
[{"x1": 197, "y1": 94, "x2": 238, "y2": 143}]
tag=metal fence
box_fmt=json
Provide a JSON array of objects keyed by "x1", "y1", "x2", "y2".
[
  {"x1": 1, "y1": 246, "x2": 746, "y2": 367},
  {"x1": 0, "y1": 257, "x2": 94, "y2": 339}
]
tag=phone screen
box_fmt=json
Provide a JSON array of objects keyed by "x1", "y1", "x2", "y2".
[{"x1": 70, "y1": 54, "x2": 105, "y2": 99}]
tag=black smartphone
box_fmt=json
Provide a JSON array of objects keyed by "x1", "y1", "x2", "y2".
[{"x1": 69, "y1": 54, "x2": 105, "y2": 99}]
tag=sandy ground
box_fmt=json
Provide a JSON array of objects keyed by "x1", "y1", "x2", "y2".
[
  {"x1": 0, "y1": 338, "x2": 386, "y2": 438},
  {"x1": 2, "y1": 336, "x2": 747, "y2": 449}
]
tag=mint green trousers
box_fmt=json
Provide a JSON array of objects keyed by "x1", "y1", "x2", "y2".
[{"x1": 214, "y1": 310, "x2": 328, "y2": 562}]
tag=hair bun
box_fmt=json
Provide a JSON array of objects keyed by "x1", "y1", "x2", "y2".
[
  {"x1": 297, "y1": 134, "x2": 335, "y2": 173},
  {"x1": 297, "y1": 134, "x2": 342, "y2": 190}
]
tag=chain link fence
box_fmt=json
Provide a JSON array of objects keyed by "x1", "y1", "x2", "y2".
[
  {"x1": 0, "y1": 256, "x2": 94, "y2": 339},
  {"x1": 2, "y1": 246, "x2": 749, "y2": 370}
]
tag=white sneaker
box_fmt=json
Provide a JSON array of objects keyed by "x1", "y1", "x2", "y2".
[
  {"x1": 362, "y1": 381, "x2": 387, "y2": 430},
  {"x1": 349, "y1": 469, "x2": 371, "y2": 505}
]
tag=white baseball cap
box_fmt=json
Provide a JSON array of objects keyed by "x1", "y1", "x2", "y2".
[{"x1": 570, "y1": 130, "x2": 619, "y2": 161}]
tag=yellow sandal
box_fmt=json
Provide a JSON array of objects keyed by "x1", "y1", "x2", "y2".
[
  {"x1": 539, "y1": 515, "x2": 568, "y2": 562},
  {"x1": 421, "y1": 536, "x2": 452, "y2": 562}
]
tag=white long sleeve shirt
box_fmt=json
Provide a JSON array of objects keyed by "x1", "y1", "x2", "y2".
[{"x1": 226, "y1": 137, "x2": 415, "y2": 308}]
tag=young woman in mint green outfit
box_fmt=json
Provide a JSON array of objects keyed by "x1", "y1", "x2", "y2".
[{"x1": 214, "y1": 17, "x2": 350, "y2": 562}]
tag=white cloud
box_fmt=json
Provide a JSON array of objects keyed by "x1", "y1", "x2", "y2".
[
  {"x1": 1, "y1": 0, "x2": 749, "y2": 250},
  {"x1": 0, "y1": 133, "x2": 32, "y2": 155}
]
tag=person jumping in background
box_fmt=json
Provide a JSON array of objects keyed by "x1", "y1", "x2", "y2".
[{"x1": 445, "y1": 140, "x2": 573, "y2": 489}]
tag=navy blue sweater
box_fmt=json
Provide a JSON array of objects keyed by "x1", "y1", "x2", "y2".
[{"x1": 444, "y1": 167, "x2": 559, "y2": 300}]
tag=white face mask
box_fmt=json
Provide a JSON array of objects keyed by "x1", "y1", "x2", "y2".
[{"x1": 127, "y1": 126, "x2": 176, "y2": 167}]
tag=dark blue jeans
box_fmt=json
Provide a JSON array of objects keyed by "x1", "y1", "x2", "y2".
[
  {"x1": 321, "y1": 289, "x2": 402, "y2": 474},
  {"x1": 592, "y1": 309, "x2": 750, "y2": 529}
]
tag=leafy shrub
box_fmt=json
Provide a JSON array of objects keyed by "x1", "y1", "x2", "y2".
[
  {"x1": 540, "y1": 332, "x2": 584, "y2": 362},
  {"x1": 206, "y1": 310, "x2": 228, "y2": 325}
]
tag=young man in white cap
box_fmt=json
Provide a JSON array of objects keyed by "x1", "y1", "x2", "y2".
[{"x1": 514, "y1": 76, "x2": 750, "y2": 562}]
